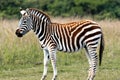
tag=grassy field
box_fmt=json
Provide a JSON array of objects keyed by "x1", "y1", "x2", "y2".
[{"x1": 0, "y1": 18, "x2": 120, "y2": 80}]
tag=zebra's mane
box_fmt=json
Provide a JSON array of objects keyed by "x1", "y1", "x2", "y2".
[{"x1": 26, "y1": 8, "x2": 51, "y2": 22}]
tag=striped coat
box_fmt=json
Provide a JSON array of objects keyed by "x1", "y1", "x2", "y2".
[{"x1": 15, "y1": 8, "x2": 104, "y2": 80}]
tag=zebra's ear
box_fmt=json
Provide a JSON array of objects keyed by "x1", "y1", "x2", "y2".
[{"x1": 20, "y1": 9, "x2": 28, "y2": 16}]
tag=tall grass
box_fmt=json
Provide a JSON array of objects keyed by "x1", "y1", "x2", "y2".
[
  {"x1": 0, "y1": 18, "x2": 120, "y2": 80},
  {"x1": 0, "y1": 20, "x2": 43, "y2": 70}
]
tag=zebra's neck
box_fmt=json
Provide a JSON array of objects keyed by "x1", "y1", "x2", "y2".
[
  {"x1": 32, "y1": 18, "x2": 50, "y2": 42},
  {"x1": 27, "y1": 8, "x2": 52, "y2": 45}
]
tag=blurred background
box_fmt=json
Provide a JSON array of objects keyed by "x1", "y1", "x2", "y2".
[{"x1": 0, "y1": 0, "x2": 120, "y2": 20}]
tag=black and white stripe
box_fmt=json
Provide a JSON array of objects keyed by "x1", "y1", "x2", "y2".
[{"x1": 15, "y1": 8, "x2": 104, "y2": 80}]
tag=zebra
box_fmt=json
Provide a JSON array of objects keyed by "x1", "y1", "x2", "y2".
[{"x1": 15, "y1": 8, "x2": 104, "y2": 80}]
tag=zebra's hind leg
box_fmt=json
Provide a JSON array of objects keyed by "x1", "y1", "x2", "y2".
[{"x1": 85, "y1": 45, "x2": 98, "y2": 80}]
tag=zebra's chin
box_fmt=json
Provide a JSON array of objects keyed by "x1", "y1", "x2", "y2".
[{"x1": 16, "y1": 34, "x2": 23, "y2": 37}]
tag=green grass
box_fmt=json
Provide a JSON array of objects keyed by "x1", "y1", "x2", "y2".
[
  {"x1": 0, "y1": 19, "x2": 120, "y2": 80},
  {"x1": 0, "y1": 56, "x2": 120, "y2": 80}
]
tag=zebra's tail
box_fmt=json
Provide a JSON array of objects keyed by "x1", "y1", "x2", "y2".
[{"x1": 99, "y1": 32, "x2": 104, "y2": 66}]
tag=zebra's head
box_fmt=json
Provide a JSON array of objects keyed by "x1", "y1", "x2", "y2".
[{"x1": 15, "y1": 9, "x2": 33, "y2": 37}]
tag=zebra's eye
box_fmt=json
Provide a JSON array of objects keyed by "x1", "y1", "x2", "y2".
[{"x1": 24, "y1": 20, "x2": 27, "y2": 23}]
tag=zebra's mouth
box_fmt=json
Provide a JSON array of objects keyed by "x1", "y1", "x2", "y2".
[
  {"x1": 16, "y1": 33, "x2": 23, "y2": 37},
  {"x1": 15, "y1": 29, "x2": 23, "y2": 37}
]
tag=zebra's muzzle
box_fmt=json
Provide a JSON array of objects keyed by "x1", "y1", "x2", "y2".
[{"x1": 15, "y1": 29, "x2": 23, "y2": 37}]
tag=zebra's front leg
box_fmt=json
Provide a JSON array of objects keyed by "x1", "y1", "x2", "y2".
[
  {"x1": 49, "y1": 48, "x2": 57, "y2": 80},
  {"x1": 41, "y1": 49, "x2": 50, "y2": 80}
]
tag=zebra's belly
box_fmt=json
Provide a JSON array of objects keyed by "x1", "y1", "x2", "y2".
[
  {"x1": 57, "y1": 47, "x2": 82, "y2": 52},
  {"x1": 56, "y1": 36, "x2": 83, "y2": 52},
  {"x1": 57, "y1": 43, "x2": 83, "y2": 52}
]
